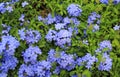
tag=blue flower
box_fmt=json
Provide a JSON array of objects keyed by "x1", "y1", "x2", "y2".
[
  {"x1": 67, "y1": 4, "x2": 82, "y2": 17},
  {"x1": 18, "y1": 64, "x2": 34, "y2": 77},
  {"x1": 0, "y1": 54, "x2": 18, "y2": 73},
  {"x1": 22, "y1": 1, "x2": 28, "y2": 7},
  {"x1": 82, "y1": 53, "x2": 98, "y2": 69},
  {"x1": 55, "y1": 23, "x2": 66, "y2": 30},
  {"x1": 18, "y1": 61, "x2": 51, "y2": 77},
  {"x1": 22, "y1": 46, "x2": 42, "y2": 63},
  {"x1": 25, "y1": 29, "x2": 41, "y2": 44},
  {"x1": 53, "y1": 66, "x2": 61, "y2": 74},
  {"x1": 54, "y1": 14, "x2": 63, "y2": 23},
  {"x1": 6, "y1": 6, "x2": 13, "y2": 13},
  {"x1": 113, "y1": 25, "x2": 120, "y2": 30},
  {"x1": 1, "y1": 35, "x2": 20, "y2": 55},
  {"x1": 113, "y1": 0, "x2": 120, "y2": 4},
  {"x1": 87, "y1": 12, "x2": 100, "y2": 25},
  {"x1": 2, "y1": 24, "x2": 11, "y2": 35},
  {"x1": 71, "y1": 17, "x2": 80, "y2": 26},
  {"x1": 57, "y1": 51, "x2": 75, "y2": 70},
  {"x1": 63, "y1": 17, "x2": 71, "y2": 24},
  {"x1": 99, "y1": 40, "x2": 112, "y2": 52},
  {"x1": 0, "y1": 2, "x2": 6, "y2": 13},
  {"x1": 18, "y1": 28, "x2": 41, "y2": 44},
  {"x1": 100, "y1": 0, "x2": 109, "y2": 4},
  {"x1": 93, "y1": 24, "x2": 100, "y2": 32},
  {"x1": 71, "y1": 74, "x2": 78, "y2": 77},
  {"x1": 19, "y1": 14, "x2": 25, "y2": 22},
  {"x1": 46, "y1": 29, "x2": 72, "y2": 48},
  {"x1": 0, "y1": 72, "x2": 7, "y2": 77},
  {"x1": 38, "y1": 15, "x2": 43, "y2": 21},
  {"x1": 54, "y1": 30, "x2": 72, "y2": 47},
  {"x1": 11, "y1": 0, "x2": 19, "y2": 3},
  {"x1": 47, "y1": 49, "x2": 58, "y2": 63},
  {"x1": 76, "y1": 57, "x2": 83, "y2": 66},
  {"x1": 44, "y1": 13, "x2": 55, "y2": 25},
  {"x1": 98, "y1": 53, "x2": 112, "y2": 71},
  {"x1": 18, "y1": 28, "x2": 25, "y2": 40},
  {"x1": 32, "y1": 61, "x2": 51, "y2": 77},
  {"x1": 45, "y1": 29, "x2": 57, "y2": 42}
]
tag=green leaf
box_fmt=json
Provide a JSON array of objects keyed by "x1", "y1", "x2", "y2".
[{"x1": 82, "y1": 70, "x2": 91, "y2": 77}]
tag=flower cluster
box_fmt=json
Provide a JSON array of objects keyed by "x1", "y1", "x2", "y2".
[
  {"x1": 0, "y1": 34, "x2": 20, "y2": 76},
  {"x1": 1, "y1": 24, "x2": 11, "y2": 35},
  {"x1": 19, "y1": 46, "x2": 51, "y2": 77},
  {"x1": 0, "y1": 1, "x2": 16, "y2": 14},
  {"x1": 95, "y1": 40, "x2": 112, "y2": 53},
  {"x1": 98, "y1": 53, "x2": 112, "y2": 71},
  {"x1": 46, "y1": 29, "x2": 72, "y2": 48},
  {"x1": 44, "y1": 8, "x2": 81, "y2": 48},
  {"x1": 93, "y1": 24, "x2": 100, "y2": 32},
  {"x1": 22, "y1": 1, "x2": 28, "y2": 7},
  {"x1": 94, "y1": 40, "x2": 112, "y2": 71},
  {"x1": 0, "y1": 35, "x2": 20, "y2": 55},
  {"x1": 18, "y1": 61, "x2": 51, "y2": 77},
  {"x1": 18, "y1": 28, "x2": 41, "y2": 44},
  {"x1": 0, "y1": 1, "x2": 116, "y2": 77},
  {"x1": 47, "y1": 49, "x2": 76, "y2": 74},
  {"x1": 100, "y1": 0, "x2": 109, "y2": 4},
  {"x1": 87, "y1": 12, "x2": 101, "y2": 25},
  {"x1": 22, "y1": 46, "x2": 42, "y2": 64},
  {"x1": 78, "y1": 53, "x2": 98, "y2": 69},
  {"x1": 100, "y1": 0, "x2": 120, "y2": 4},
  {"x1": 67, "y1": 4, "x2": 82, "y2": 17}
]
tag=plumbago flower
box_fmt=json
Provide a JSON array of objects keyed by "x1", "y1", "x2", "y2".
[
  {"x1": 95, "y1": 40, "x2": 112, "y2": 53},
  {"x1": 56, "y1": 51, "x2": 76, "y2": 71},
  {"x1": 38, "y1": 15, "x2": 43, "y2": 21},
  {"x1": 0, "y1": 35, "x2": 20, "y2": 55},
  {"x1": 100, "y1": 0, "x2": 120, "y2": 4},
  {"x1": 55, "y1": 23, "x2": 66, "y2": 30},
  {"x1": 0, "y1": 34, "x2": 19, "y2": 76},
  {"x1": 67, "y1": 4, "x2": 82, "y2": 17},
  {"x1": 113, "y1": 0, "x2": 120, "y2": 4},
  {"x1": 18, "y1": 60, "x2": 51, "y2": 77},
  {"x1": 54, "y1": 14, "x2": 63, "y2": 23},
  {"x1": 55, "y1": 30, "x2": 72, "y2": 47},
  {"x1": 0, "y1": 2, "x2": 6, "y2": 13},
  {"x1": 47, "y1": 49, "x2": 76, "y2": 74},
  {"x1": 43, "y1": 13, "x2": 55, "y2": 25},
  {"x1": 22, "y1": 1, "x2": 28, "y2": 7},
  {"x1": 38, "y1": 14, "x2": 63, "y2": 24},
  {"x1": 45, "y1": 29, "x2": 57, "y2": 42},
  {"x1": 22, "y1": 46, "x2": 42, "y2": 64},
  {"x1": 113, "y1": 25, "x2": 120, "y2": 30},
  {"x1": 93, "y1": 24, "x2": 100, "y2": 32},
  {"x1": 47, "y1": 49, "x2": 58, "y2": 63},
  {"x1": 46, "y1": 29, "x2": 72, "y2": 48},
  {"x1": 0, "y1": 72, "x2": 7, "y2": 77},
  {"x1": 98, "y1": 53, "x2": 112, "y2": 71},
  {"x1": 1, "y1": 24, "x2": 11, "y2": 35},
  {"x1": 6, "y1": 6, "x2": 13, "y2": 13},
  {"x1": 0, "y1": 53, "x2": 18, "y2": 73},
  {"x1": 19, "y1": 14, "x2": 25, "y2": 22},
  {"x1": 47, "y1": 49, "x2": 76, "y2": 72},
  {"x1": 45, "y1": 15, "x2": 81, "y2": 48},
  {"x1": 100, "y1": 0, "x2": 109, "y2": 4},
  {"x1": 87, "y1": 12, "x2": 101, "y2": 25},
  {"x1": 76, "y1": 53, "x2": 98, "y2": 69},
  {"x1": 18, "y1": 28, "x2": 41, "y2": 44}
]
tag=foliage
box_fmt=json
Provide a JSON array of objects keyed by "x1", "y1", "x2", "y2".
[{"x1": 0, "y1": 0, "x2": 120, "y2": 77}]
